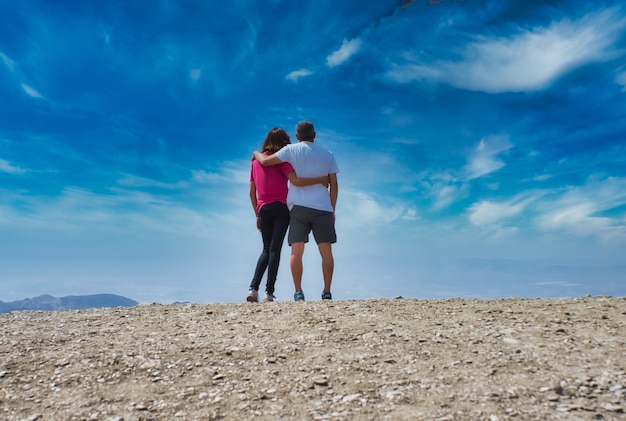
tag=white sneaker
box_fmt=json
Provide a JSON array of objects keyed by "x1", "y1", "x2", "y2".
[
  {"x1": 246, "y1": 289, "x2": 259, "y2": 302},
  {"x1": 263, "y1": 292, "x2": 275, "y2": 302}
]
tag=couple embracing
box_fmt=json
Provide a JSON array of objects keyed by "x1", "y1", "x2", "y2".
[{"x1": 247, "y1": 120, "x2": 339, "y2": 302}]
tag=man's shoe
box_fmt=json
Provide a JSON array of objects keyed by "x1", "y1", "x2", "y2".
[
  {"x1": 294, "y1": 291, "x2": 305, "y2": 302},
  {"x1": 321, "y1": 291, "x2": 332, "y2": 300},
  {"x1": 263, "y1": 292, "x2": 275, "y2": 302},
  {"x1": 247, "y1": 289, "x2": 259, "y2": 302}
]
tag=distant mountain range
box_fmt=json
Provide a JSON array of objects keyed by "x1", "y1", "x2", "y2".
[{"x1": 0, "y1": 294, "x2": 138, "y2": 313}]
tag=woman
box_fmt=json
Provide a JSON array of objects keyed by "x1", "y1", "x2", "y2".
[{"x1": 248, "y1": 128, "x2": 327, "y2": 302}]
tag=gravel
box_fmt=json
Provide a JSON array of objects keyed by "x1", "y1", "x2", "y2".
[{"x1": 1, "y1": 296, "x2": 625, "y2": 420}]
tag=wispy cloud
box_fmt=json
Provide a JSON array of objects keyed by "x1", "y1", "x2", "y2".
[
  {"x1": 0, "y1": 185, "x2": 215, "y2": 239},
  {"x1": 535, "y1": 176, "x2": 626, "y2": 242},
  {"x1": 536, "y1": 202, "x2": 619, "y2": 240},
  {"x1": 432, "y1": 182, "x2": 469, "y2": 210},
  {"x1": 422, "y1": 171, "x2": 469, "y2": 210},
  {"x1": 341, "y1": 190, "x2": 408, "y2": 227},
  {"x1": 418, "y1": 135, "x2": 512, "y2": 210},
  {"x1": 463, "y1": 135, "x2": 512, "y2": 180},
  {"x1": 468, "y1": 200, "x2": 526, "y2": 226},
  {"x1": 326, "y1": 38, "x2": 362, "y2": 68},
  {"x1": 191, "y1": 160, "x2": 249, "y2": 186},
  {"x1": 465, "y1": 176, "x2": 626, "y2": 242},
  {"x1": 0, "y1": 158, "x2": 25, "y2": 175},
  {"x1": 0, "y1": 51, "x2": 46, "y2": 100},
  {"x1": 21, "y1": 83, "x2": 45, "y2": 99},
  {"x1": 0, "y1": 51, "x2": 15, "y2": 71},
  {"x1": 285, "y1": 68, "x2": 314, "y2": 82},
  {"x1": 387, "y1": 9, "x2": 625, "y2": 93},
  {"x1": 116, "y1": 175, "x2": 188, "y2": 190}
]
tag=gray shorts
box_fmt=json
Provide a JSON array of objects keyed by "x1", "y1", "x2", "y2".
[{"x1": 288, "y1": 205, "x2": 337, "y2": 245}]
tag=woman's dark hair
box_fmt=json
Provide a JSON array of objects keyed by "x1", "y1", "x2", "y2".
[{"x1": 261, "y1": 128, "x2": 291, "y2": 153}]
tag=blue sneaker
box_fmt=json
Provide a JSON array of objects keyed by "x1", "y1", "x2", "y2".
[
  {"x1": 294, "y1": 291, "x2": 305, "y2": 302},
  {"x1": 321, "y1": 291, "x2": 332, "y2": 300}
]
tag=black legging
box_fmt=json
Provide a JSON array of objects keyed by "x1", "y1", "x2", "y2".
[{"x1": 250, "y1": 201, "x2": 290, "y2": 295}]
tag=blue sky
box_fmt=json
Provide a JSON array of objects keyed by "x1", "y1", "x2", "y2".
[{"x1": 1, "y1": 0, "x2": 625, "y2": 304}]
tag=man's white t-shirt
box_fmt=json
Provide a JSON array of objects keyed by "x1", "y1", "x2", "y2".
[{"x1": 275, "y1": 141, "x2": 339, "y2": 212}]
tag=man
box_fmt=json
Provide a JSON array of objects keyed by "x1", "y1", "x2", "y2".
[{"x1": 253, "y1": 120, "x2": 339, "y2": 301}]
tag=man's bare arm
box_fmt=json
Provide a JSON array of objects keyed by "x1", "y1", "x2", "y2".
[
  {"x1": 329, "y1": 173, "x2": 338, "y2": 212},
  {"x1": 287, "y1": 172, "x2": 329, "y2": 188},
  {"x1": 253, "y1": 151, "x2": 283, "y2": 167}
]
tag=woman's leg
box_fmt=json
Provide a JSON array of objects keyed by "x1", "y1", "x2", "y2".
[
  {"x1": 265, "y1": 203, "x2": 290, "y2": 295},
  {"x1": 249, "y1": 206, "x2": 273, "y2": 291}
]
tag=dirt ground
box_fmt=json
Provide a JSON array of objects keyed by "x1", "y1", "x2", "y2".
[{"x1": 1, "y1": 296, "x2": 625, "y2": 420}]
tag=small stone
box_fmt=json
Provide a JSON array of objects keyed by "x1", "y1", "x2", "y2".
[
  {"x1": 342, "y1": 393, "x2": 361, "y2": 402},
  {"x1": 603, "y1": 403, "x2": 623, "y2": 412},
  {"x1": 313, "y1": 377, "x2": 329, "y2": 386},
  {"x1": 556, "y1": 404, "x2": 572, "y2": 412}
]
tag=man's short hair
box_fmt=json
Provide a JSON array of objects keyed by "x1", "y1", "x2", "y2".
[{"x1": 296, "y1": 120, "x2": 315, "y2": 140}]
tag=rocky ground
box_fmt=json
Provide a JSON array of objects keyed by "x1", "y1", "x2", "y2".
[{"x1": 0, "y1": 296, "x2": 625, "y2": 420}]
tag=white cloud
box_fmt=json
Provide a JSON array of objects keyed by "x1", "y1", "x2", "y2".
[
  {"x1": 0, "y1": 185, "x2": 216, "y2": 239},
  {"x1": 192, "y1": 160, "x2": 249, "y2": 186},
  {"x1": 535, "y1": 176, "x2": 626, "y2": 242},
  {"x1": 386, "y1": 63, "x2": 437, "y2": 84},
  {"x1": 326, "y1": 38, "x2": 361, "y2": 68},
  {"x1": 117, "y1": 175, "x2": 188, "y2": 190},
  {"x1": 387, "y1": 9, "x2": 625, "y2": 93},
  {"x1": 0, "y1": 52, "x2": 15, "y2": 71},
  {"x1": 465, "y1": 177, "x2": 626, "y2": 240},
  {"x1": 535, "y1": 202, "x2": 619, "y2": 239},
  {"x1": 0, "y1": 158, "x2": 25, "y2": 175},
  {"x1": 468, "y1": 201, "x2": 525, "y2": 226},
  {"x1": 427, "y1": 176, "x2": 469, "y2": 210},
  {"x1": 419, "y1": 135, "x2": 512, "y2": 210},
  {"x1": 285, "y1": 68, "x2": 313, "y2": 82},
  {"x1": 533, "y1": 174, "x2": 552, "y2": 182},
  {"x1": 341, "y1": 190, "x2": 407, "y2": 227},
  {"x1": 21, "y1": 83, "x2": 45, "y2": 99},
  {"x1": 403, "y1": 208, "x2": 419, "y2": 221},
  {"x1": 463, "y1": 135, "x2": 512, "y2": 180}
]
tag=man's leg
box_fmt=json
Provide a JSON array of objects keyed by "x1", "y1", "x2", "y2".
[
  {"x1": 317, "y1": 242, "x2": 334, "y2": 293},
  {"x1": 290, "y1": 242, "x2": 305, "y2": 292}
]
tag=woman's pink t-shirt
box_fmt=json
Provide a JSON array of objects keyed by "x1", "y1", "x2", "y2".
[{"x1": 249, "y1": 158, "x2": 294, "y2": 213}]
